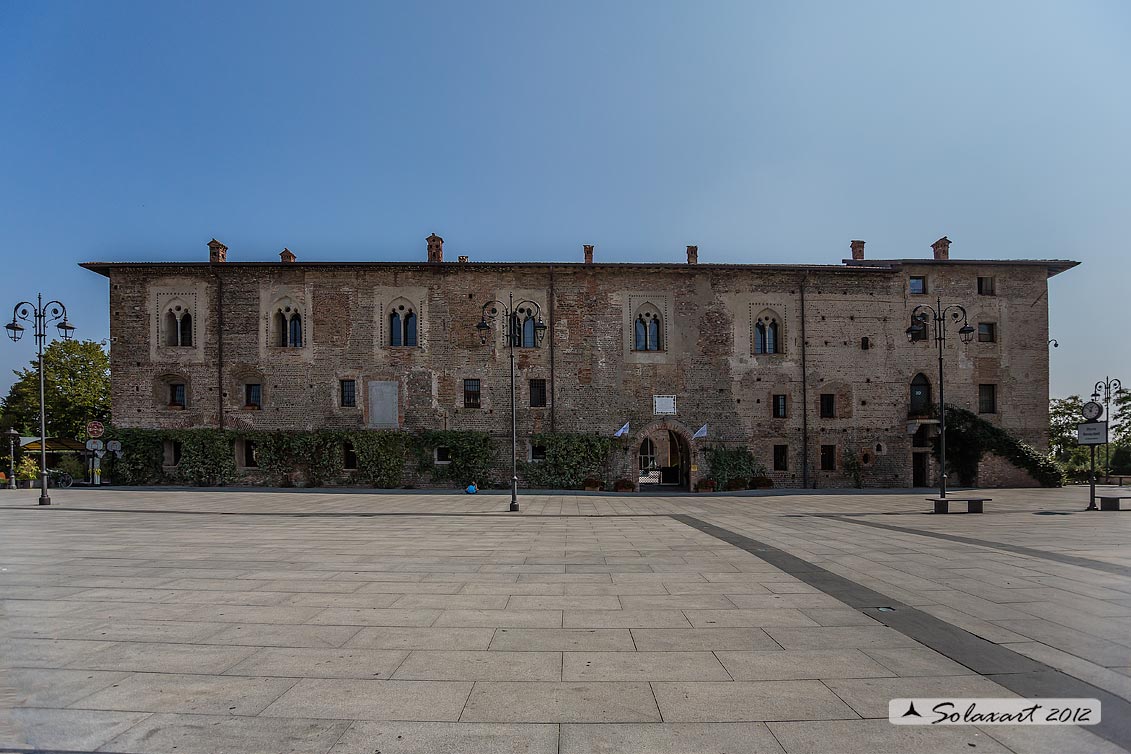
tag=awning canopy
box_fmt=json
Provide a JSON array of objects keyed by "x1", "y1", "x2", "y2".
[{"x1": 20, "y1": 438, "x2": 88, "y2": 452}]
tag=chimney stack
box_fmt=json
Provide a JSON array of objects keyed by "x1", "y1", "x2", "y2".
[
  {"x1": 208, "y1": 238, "x2": 228, "y2": 263},
  {"x1": 850, "y1": 240, "x2": 865, "y2": 260},
  {"x1": 932, "y1": 236, "x2": 951, "y2": 261},
  {"x1": 426, "y1": 233, "x2": 444, "y2": 263},
  {"x1": 583, "y1": 244, "x2": 594, "y2": 264},
  {"x1": 686, "y1": 245, "x2": 698, "y2": 264},
  {"x1": 279, "y1": 248, "x2": 295, "y2": 263},
  {"x1": 458, "y1": 255, "x2": 469, "y2": 263}
]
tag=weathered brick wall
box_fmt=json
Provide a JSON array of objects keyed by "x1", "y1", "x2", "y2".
[{"x1": 100, "y1": 252, "x2": 1058, "y2": 490}]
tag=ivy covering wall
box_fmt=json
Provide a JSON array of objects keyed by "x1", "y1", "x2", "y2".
[
  {"x1": 521, "y1": 433, "x2": 614, "y2": 490},
  {"x1": 703, "y1": 445, "x2": 767, "y2": 490},
  {"x1": 942, "y1": 406, "x2": 1064, "y2": 487}
]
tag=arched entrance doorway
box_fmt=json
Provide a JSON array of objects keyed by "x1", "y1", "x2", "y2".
[{"x1": 636, "y1": 426, "x2": 692, "y2": 490}]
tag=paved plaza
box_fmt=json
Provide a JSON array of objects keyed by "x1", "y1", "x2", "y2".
[{"x1": 1, "y1": 485, "x2": 1130, "y2": 753}]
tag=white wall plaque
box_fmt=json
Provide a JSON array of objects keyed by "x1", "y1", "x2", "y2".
[{"x1": 653, "y1": 395, "x2": 677, "y2": 415}]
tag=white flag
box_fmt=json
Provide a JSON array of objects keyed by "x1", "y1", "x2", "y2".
[
  {"x1": 613, "y1": 421, "x2": 630, "y2": 437},
  {"x1": 693, "y1": 424, "x2": 708, "y2": 439}
]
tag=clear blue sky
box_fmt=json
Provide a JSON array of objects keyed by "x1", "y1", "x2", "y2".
[{"x1": 1, "y1": 1, "x2": 1128, "y2": 401}]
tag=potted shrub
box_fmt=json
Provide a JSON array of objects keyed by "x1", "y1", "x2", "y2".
[
  {"x1": 725, "y1": 477, "x2": 748, "y2": 491},
  {"x1": 16, "y1": 456, "x2": 39, "y2": 488},
  {"x1": 696, "y1": 478, "x2": 717, "y2": 493},
  {"x1": 582, "y1": 477, "x2": 602, "y2": 492},
  {"x1": 612, "y1": 478, "x2": 635, "y2": 492}
]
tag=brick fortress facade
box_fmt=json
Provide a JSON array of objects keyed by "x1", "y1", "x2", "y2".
[{"x1": 82, "y1": 236, "x2": 1076, "y2": 490}]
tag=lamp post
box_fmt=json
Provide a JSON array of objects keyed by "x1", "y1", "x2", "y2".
[
  {"x1": 5, "y1": 294, "x2": 75, "y2": 505},
  {"x1": 476, "y1": 293, "x2": 547, "y2": 512},
  {"x1": 6, "y1": 427, "x2": 18, "y2": 490},
  {"x1": 1048, "y1": 339, "x2": 1059, "y2": 348},
  {"x1": 906, "y1": 297, "x2": 975, "y2": 500},
  {"x1": 1091, "y1": 376, "x2": 1123, "y2": 482}
]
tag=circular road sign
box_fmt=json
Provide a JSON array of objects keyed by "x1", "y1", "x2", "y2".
[{"x1": 86, "y1": 421, "x2": 105, "y2": 438}]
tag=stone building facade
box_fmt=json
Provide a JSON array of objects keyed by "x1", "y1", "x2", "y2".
[{"x1": 82, "y1": 236, "x2": 1077, "y2": 489}]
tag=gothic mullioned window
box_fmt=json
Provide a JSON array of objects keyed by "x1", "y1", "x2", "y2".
[
  {"x1": 388, "y1": 299, "x2": 418, "y2": 347},
  {"x1": 162, "y1": 301, "x2": 193, "y2": 347},
  {"x1": 753, "y1": 311, "x2": 782, "y2": 355},
  {"x1": 633, "y1": 304, "x2": 663, "y2": 351},
  {"x1": 271, "y1": 299, "x2": 304, "y2": 348}
]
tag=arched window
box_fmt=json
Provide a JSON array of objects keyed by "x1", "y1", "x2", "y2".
[
  {"x1": 522, "y1": 315, "x2": 535, "y2": 348},
  {"x1": 288, "y1": 313, "x2": 303, "y2": 348},
  {"x1": 754, "y1": 311, "x2": 783, "y2": 354},
  {"x1": 162, "y1": 302, "x2": 193, "y2": 347},
  {"x1": 388, "y1": 300, "x2": 419, "y2": 347},
  {"x1": 910, "y1": 373, "x2": 931, "y2": 416},
  {"x1": 405, "y1": 311, "x2": 417, "y2": 346},
  {"x1": 633, "y1": 304, "x2": 663, "y2": 351},
  {"x1": 389, "y1": 311, "x2": 402, "y2": 347},
  {"x1": 179, "y1": 313, "x2": 193, "y2": 347},
  {"x1": 274, "y1": 311, "x2": 288, "y2": 346}
]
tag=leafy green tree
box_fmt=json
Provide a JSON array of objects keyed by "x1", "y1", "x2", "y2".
[
  {"x1": 0, "y1": 340, "x2": 110, "y2": 440},
  {"x1": 1112, "y1": 388, "x2": 1131, "y2": 446},
  {"x1": 1048, "y1": 395, "x2": 1084, "y2": 461}
]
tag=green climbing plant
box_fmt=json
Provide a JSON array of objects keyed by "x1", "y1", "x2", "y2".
[
  {"x1": 521, "y1": 433, "x2": 613, "y2": 489},
  {"x1": 704, "y1": 445, "x2": 766, "y2": 490},
  {"x1": 942, "y1": 405, "x2": 1064, "y2": 487}
]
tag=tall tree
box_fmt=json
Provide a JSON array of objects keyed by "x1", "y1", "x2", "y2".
[
  {"x1": 1, "y1": 340, "x2": 110, "y2": 439},
  {"x1": 1048, "y1": 395, "x2": 1084, "y2": 461},
  {"x1": 1113, "y1": 387, "x2": 1131, "y2": 446}
]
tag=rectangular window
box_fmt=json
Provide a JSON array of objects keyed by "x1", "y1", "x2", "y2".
[
  {"x1": 342, "y1": 442, "x2": 357, "y2": 470},
  {"x1": 245, "y1": 383, "x2": 262, "y2": 408},
  {"x1": 242, "y1": 440, "x2": 258, "y2": 468},
  {"x1": 529, "y1": 378, "x2": 547, "y2": 408},
  {"x1": 909, "y1": 276, "x2": 927, "y2": 295},
  {"x1": 163, "y1": 440, "x2": 182, "y2": 466},
  {"x1": 169, "y1": 383, "x2": 186, "y2": 408},
  {"x1": 977, "y1": 323, "x2": 996, "y2": 343},
  {"x1": 463, "y1": 379, "x2": 481, "y2": 408},
  {"x1": 773, "y1": 444, "x2": 788, "y2": 471},
  {"x1": 340, "y1": 379, "x2": 356, "y2": 408},
  {"x1": 819, "y1": 393, "x2": 836, "y2": 418},
  {"x1": 820, "y1": 444, "x2": 836, "y2": 471},
  {"x1": 979, "y1": 384, "x2": 997, "y2": 414},
  {"x1": 435, "y1": 446, "x2": 451, "y2": 464},
  {"x1": 977, "y1": 276, "x2": 995, "y2": 295},
  {"x1": 772, "y1": 394, "x2": 787, "y2": 418},
  {"x1": 531, "y1": 444, "x2": 547, "y2": 462}
]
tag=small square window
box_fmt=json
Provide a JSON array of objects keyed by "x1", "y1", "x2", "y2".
[
  {"x1": 435, "y1": 446, "x2": 451, "y2": 464},
  {"x1": 530, "y1": 378, "x2": 547, "y2": 408},
  {"x1": 820, "y1": 444, "x2": 836, "y2": 471},
  {"x1": 340, "y1": 379, "x2": 356, "y2": 408},
  {"x1": 773, "y1": 444, "x2": 788, "y2": 471},
  {"x1": 342, "y1": 441, "x2": 357, "y2": 470},
  {"x1": 169, "y1": 383, "x2": 186, "y2": 408},
  {"x1": 909, "y1": 276, "x2": 927, "y2": 295},
  {"x1": 245, "y1": 383, "x2": 262, "y2": 409},
  {"x1": 463, "y1": 379, "x2": 481, "y2": 408},
  {"x1": 163, "y1": 440, "x2": 182, "y2": 466},
  {"x1": 979, "y1": 384, "x2": 997, "y2": 414},
  {"x1": 531, "y1": 444, "x2": 547, "y2": 462},
  {"x1": 820, "y1": 393, "x2": 836, "y2": 418},
  {"x1": 977, "y1": 276, "x2": 995, "y2": 295},
  {"x1": 772, "y1": 394, "x2": 787, "y2": 419},
  {"x1": 977, "y1": 323, "x2": 996, "y2": 343}
]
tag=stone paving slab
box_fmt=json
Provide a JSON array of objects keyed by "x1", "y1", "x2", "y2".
[
  {"x1": 98, "y1": 713, "x2": 352, "y2": 754},
  {"x1": 222, "y1": 647, "x2": 410, "y2": 679},
  {"x1": 559, "y1": 722, "x2": 784, "y2": 753},
  {"x1": 766, "y1": 719, "x2": 1012, "y2": 753},
  {"x1": 460, "y1": 681, "x2": 661, "y2": 723},
  {"x1": 71, "y1": 672, "x2": 299, "y2": 715},
  {"x1": 329, "y1": 721, "x2": 558, "y2": 754},
  {"x1": 651, "y1": 680, "x2": 859, "y2": 722},
  {"x1": 0, "y1": 708, "x2": 151, "y2": 752},
  {"x1": 259, "y1": 678, "x2": 474, "y2": 721}
]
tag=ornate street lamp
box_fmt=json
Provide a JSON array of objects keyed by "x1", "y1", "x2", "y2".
[
  {"x1": 476, "y1": 293, "x2": 547, "y2": 511},
  {"x1": 1048, "y1": 339, "x2": 1059, "y2": 348},
  {"x1": 5, "y1": 294, "x2": 75, "y2": 505},
  {"x1": 906, "y1": 297, "x2": 975, "y2": 500},
  {"x1": 1091, "y1": 376, "x2": 1123, "y2": 482}
]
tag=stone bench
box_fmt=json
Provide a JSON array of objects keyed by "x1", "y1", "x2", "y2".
[
  {"x1": 928, "y1": 497, "x2": 990, "y2": 514},
  {"x1": 1099, "y1": 496, "x2": 1131, "y2": 512}
]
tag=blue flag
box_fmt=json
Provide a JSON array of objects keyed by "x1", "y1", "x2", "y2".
[{"x1": 614, "y1": 421, "x2": 630, "y2": 437}]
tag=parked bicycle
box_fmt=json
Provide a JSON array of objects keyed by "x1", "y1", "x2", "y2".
[{"x1": 46, "y1": 469, "x2": 73, "y2": 488}]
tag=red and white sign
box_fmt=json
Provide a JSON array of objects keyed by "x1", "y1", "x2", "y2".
[{"x1": 86, "y1": 421, "x2": 104, "y2": 438}]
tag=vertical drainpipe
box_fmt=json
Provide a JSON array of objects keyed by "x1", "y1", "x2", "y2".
[
  {"x1": 799, "y1": 272, "x2": 810, "y2": 488},
  {"x1": 549, "y1": 265, "x2": 556, "y2": 433},
  {"x1": 213, "y1": 270, "x2": 225, "y2": 431}
]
